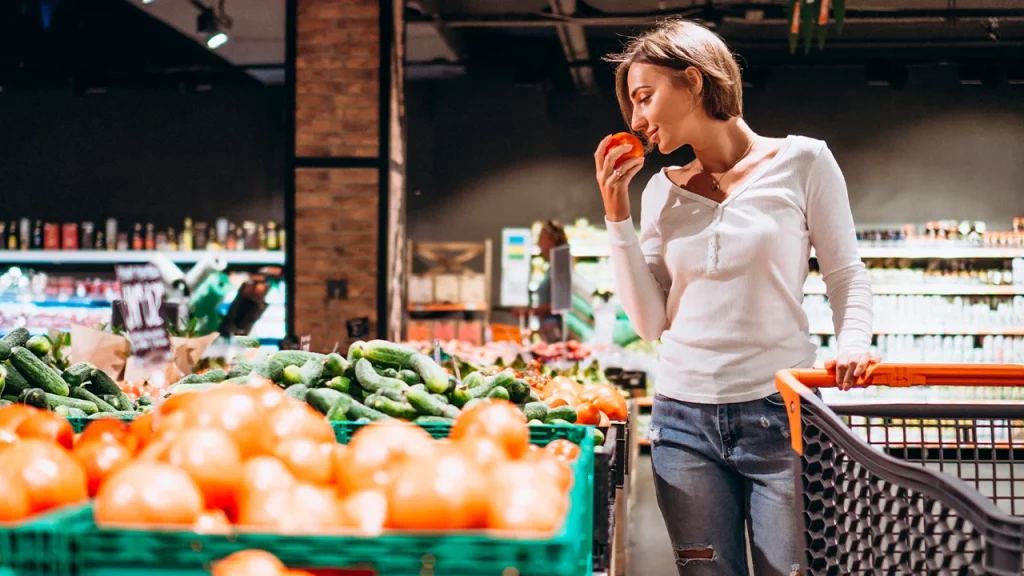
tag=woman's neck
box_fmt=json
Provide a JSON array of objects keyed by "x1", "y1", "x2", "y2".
[{"x1": 690, "y1": 117, "x2": 758, "y2": 173}]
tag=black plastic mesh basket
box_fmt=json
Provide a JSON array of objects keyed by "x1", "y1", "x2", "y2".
[{"x1": 776, "y1": 364, "x2": 1024, "y2": 576}]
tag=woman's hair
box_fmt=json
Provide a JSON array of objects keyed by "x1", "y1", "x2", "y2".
[
  {"x1": 604, "y1": 19, "x2": 743, "y2": 129},
  {"x1": 540, "y1": 220, "x2": 569, "y2": 248}
]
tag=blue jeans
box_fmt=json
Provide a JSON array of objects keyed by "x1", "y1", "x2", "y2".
[{"x1": 649, "y1": 392, "x2": 801, "y2": 576}]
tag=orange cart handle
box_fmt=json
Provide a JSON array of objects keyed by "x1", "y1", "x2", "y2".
[{"x1": 786, "y1": 362, "x2": 1024, "y2": 389}]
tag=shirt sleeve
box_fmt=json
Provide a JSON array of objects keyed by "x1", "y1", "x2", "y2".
[
  {"x1": 605, "y1": 177, "x2": 672, "y2": 341},
  {"x1": 806, "y1": 143, "x2": 874, "y2": 356}
]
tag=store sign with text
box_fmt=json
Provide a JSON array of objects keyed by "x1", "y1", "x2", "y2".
[{"x1": 115, "y1": 263, "x2": 171, "y2": 358}]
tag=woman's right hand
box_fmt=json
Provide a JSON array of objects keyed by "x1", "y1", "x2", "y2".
[{"x1": 594, "y1": 135, "x2": 645, "y2": 223}]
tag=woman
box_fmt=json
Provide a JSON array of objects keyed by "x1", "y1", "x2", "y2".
[
  {"x1": 595, "y1": 20, "x2": 874, "y2": 575},
  {"x1": 532, "y1": 220, "x2": 569, "y2": 342}
]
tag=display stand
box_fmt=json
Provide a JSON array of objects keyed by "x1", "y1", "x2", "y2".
[{"x1": 405, "y1": 240, "x2": 493, "y2": 344}]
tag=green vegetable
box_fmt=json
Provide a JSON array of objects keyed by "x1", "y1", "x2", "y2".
[
  {"x1": 365, "y1": 394, "x2": 418, "y2": 420},
  {"x1": 282, "y1": 365, "x2": 303, "y2": 385},
  {"x1": 528, "y1": 389, "x2": 542, "y2": 403},
  {"x1": 359, "y1": 341, "x2": 449, "y2": 394},
  {"x1": 221, "y1": 376, "x2": 251, "y2": 385},
  {"x1": 375, "y1": 366, "x2": 399, "y2": 379},
  {"x1": 0, "y1": 342, "x2": 9, "y2": 361},
  {"x1": 194, "y1": 369, "x2": 228, "y2": 384},
  {"x1": 283, "y1": 360, "x2": 324, "y2": 387},
  {"x1": 54, "y1": 405, "x2": 87, "y2": 418},
  {"x1": 9, "y1": 347, "x2": 69, "y2": 396},
  {"x1": 234, "y1": 336, "x2": 262, "y2": 348},
  {"x1": 414, "y1": 415, "x2": 455, "y2": 425},
  {"x1": 449, "y1": 387, "x2": 471, "y2": 408},
  {"x1": 252, "y1": 360, "x2": 285, "y2": 382},
  {"x1": 522, "y1": 401, "x2": 549, "y2": 422},
  {"x1": 323, "y1": 353, "x2": 350, "y2": 378},
  {"x1": 1, "y1": 328, "x2": 31, "y2": 352},
  {"x1": 467, "y1": 370, "x2": 516, "y2": 400},
  {"x1": 407, "y1": 388, "x2": 460, "y2": 419},
  {"x1": 44, "y1": 393, "x2": 98, "y2": 415},
  {"x1": 486, "y1": 386, "x2": 510, "y2": 401},
  {"x1": 528, "y1": 419, "x2": 544, "y2": 425},
  {"x1": 2, "y1": 395, "x2": 19, "y2": 404},
  {"x1": 99, "y1": 394, "x2": 133, "y2": 412},
  {"x1": 346, "y1": 399, "x2": 390, "y2": 422},
  {"x1": 409, "y1": 383, "x2": 426, "y2": 393},
  {"x1": 547, "y1": 418, "x2": 573, "y2": 426},
  {"x1": 269, "y1": 350, "x2": 326, "y2": 369},
  {"x1": 593, "y1": 428, "x2": 606, "y2": 446},
  {"x1": 228, "y1": 360, "x2": 255, "y2": 379},
  {"x1": 431, "y1": 393, "x2": 449, "y2": 405},
  {"x1": 354, "y1": 359, "x2": 410, "y2": 393},
  {"x1": 462, "y1": 372, "x2": 486, "y2": 390},
  {"x1": 325, "y1": 376, "x2": 351, "y2": 394},
  {"x1": 88, "y1": 411, "x2": 139, "y2": 420},
  {"x1": 0, "y1": 364, "x2": 5, "y2": 397},
  {"x1": 165, "y1": 382, "x2": 217, "y2": 395},
  {"x1": 326, "y1": 393, "x2": 354, "y2": 422},
  {"x1": 306, "y1": 388, "x2": 344, "y2": 414},
  {"x1": 63, "y1": 362, "x2": 97, "y2": 387},
  {"x1": 136, "y1": 396, "x2": 154, "y2": 408},
  {"x1": 347, "y1": 341, "x2": 366, "y2": 364},
  {"x1": 396, "y1": 369, "x2": 420, "y2": 385},
  {"x1": 375, "y1": 386, "x2": 407, "y2": 403},
  {"x1": 545, "y1": 406, "x2": 578, "y2": 424},
  {"x1": 25, "y1": 335, "x2": 52, "y2": 358},
  {"x1": 285, "y1": 384, "x2": 310, "y2": 401},
  {"x1": 349, "y1": 381, "x2": 366, "y2": 403},
  {"x1": 69, "y1": 387, "x2": 118, "y2": 413}
]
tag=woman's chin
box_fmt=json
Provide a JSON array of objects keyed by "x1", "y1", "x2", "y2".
[{"x1": 656, "y1": 140, "x2": 677, "y2": 155}]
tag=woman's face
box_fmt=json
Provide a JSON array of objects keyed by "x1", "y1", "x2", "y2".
[
  {"x1": 627, "y1": 63, "x2": 703, "y2": 155},
  {"x1": 538, "y1": 231, "x2": 555, "y2": 259}
]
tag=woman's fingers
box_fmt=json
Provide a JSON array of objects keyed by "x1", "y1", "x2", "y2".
[{"x1": 593, "y1": 135, "x2": 613, "y2": 166}]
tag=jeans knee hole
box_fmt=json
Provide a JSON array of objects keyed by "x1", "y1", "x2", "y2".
[{"x1": 674, "y1": 546, "x2": 715, "y2": 566}]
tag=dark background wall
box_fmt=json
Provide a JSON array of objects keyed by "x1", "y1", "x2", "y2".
[
  {"x1": 406, "y1": 64, "x2": 1024, "y2": 297},
  {"x1": 0, "y1": 86, "x2": 285, "y2": 228}
]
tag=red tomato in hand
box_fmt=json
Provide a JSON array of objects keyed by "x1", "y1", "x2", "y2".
[{"x1": 604, "y1": 132, "x2": 644, "y2": 168}]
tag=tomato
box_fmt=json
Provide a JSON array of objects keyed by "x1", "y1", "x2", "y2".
[
  {"x1": 238, "y1": 482, "x2": 342, "y2": 533},
  {"x1": 240, "y1": 456, "x2": 296, "y2": 496},
  {"x1": 0, "y1": 470, "x2": 30, "y2": 522},
  {"x1": 193, "y1": 509, "x2": 232, "y2": 535},
  {"x1": 0, "y1": 439, "x2": 88, "y2": 513},
  {"x1": 211, "y1": 549, "x2": 285, "y2": 576},
  {"x1": 590, "y1": 387, "x2": 628, "y2": 422},
  {"x1": 248, "y1": 381, "x2": 288, "y2": 410},
  {"x1": 604, "y1": 132, "x2": 644, "y2": 168},
  {"x1": 387, "y1": 448, "x2": 487, "y2": 530},
  {"x1": 0, "y1": 405, "x2": 39, "y2": 433},
  {"x1": 544, "y1": 393, "x2": 578, "y2": 409},
  {"x1": 598, "y1": 410, "x2": 611, "y2": 427},
  {"x1": 163, "y1": 428, "x2": 243, "y2": 511},
  {"x1": 16, "y1": 412, "x2": 74, "y2": 450},
  {"x1": 258, "y1": 401, "x2": 335, "y2": 457},
  {"x1": 95, "y1": 462, "x2": 204, "y2": 525},
  {"x1": 336, "y1": 421, "x2": 435, "y2": 493},
  {"x1": 340, "y1": 490, "x2": 388, "y2": 536},
  {"x1": 273, "y1": 438, "x2": 335, "y2": 485},
  {"x1": 0, "y1": 428, "x2": 18, "y2": 445},
  {"x1": 544, "y1": 439, "x2": 581, "y2": 462},
  {"x1": 526, "y1": 450, "x2": 573, "y2": 494},
  {"x1": 77, "y1": 419, "x2": 138, "y2": 453},
  {"x1": 575, "y1": 403, "x2": 602, "y2": 426},
  {"x1": 180, "y1": 388, "x2": 266, "y2": 458},
  {"x1": 72, "y1": 440, "x2": 133, "y2": 496},
  {"x1": 129, "y1": 412, "x2": 155, "y2": 449},
  {"x1": 487, "y1": 461, "x2": 566, "y2": 533},
  {"x1": 541, "y1": 377, "x2": 582, "y2": 399},
  {"x1": 456, "y1": 437, "x2": 508, "y2": 469},
  {"x1": 450, "y1": 400, "x2": 529, "y2": 459},
  {"x1": 330, "y1": 443, "x2": 349, "y2": 484}
]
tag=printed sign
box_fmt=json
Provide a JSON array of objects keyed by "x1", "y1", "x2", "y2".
[
  {"x1": 550, "y1": 244, "x2": 572, "y2": 314},
  {"x1": 115, "y1": 263, "x2": 171, "y2": 358},
  {"x1": 500, "y1": 227, "x2": 532, "y2": 307},
  {"x1": 300, "y1": 335, "x2": 312, "y2": 352}
]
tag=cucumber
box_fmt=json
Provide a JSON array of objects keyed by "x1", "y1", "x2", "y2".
[
  {"x1": 326, "y1": 393, "x2": 354, "y2": 422},
  {"x1": 282, "y1": 365, "x2": 303, "y2": 385},
  {"x1": 54, "y1": 405, "x2": 87, "y2": 418},
  {"x1": 306, "y1": 388, "x2": 344, "y2": 414},
  {"x1": 63, "y1": 362, "x2": 97, "y2": 387},
  {"x1": 359, "y1": 341, "x2": 449, "y2": 394},
  {"x1": 100, "y1": 394, "x2": 133, "y2": 412},
  {"x1": 347, "y1": 341, "x2": 366, "y2": 364},
  {"x1": 0, "y1": 364, "x2": 5, "y2": 397},
  {"x1": 528, "y1": 389, "x2": 542, "y2": 403},
  {"x1": 323, "y1": 353, "x2": 350, "y2": 378},
  {"x1": 19, "y1": 388, "x2": 47, "y2": 410},
  {"x1": 297, "y1": 360, "x2": 324, "y2": 386},
  {"x1": 234, "y1": 336, "x2": 261, "y2": 348},
  {"x1": 407, "y1": 388, "x2": 460, "y2": 419},
  {"x1": 346, "y1": 399, "x2": 390, "y2": 422},
  {"x1": 486, "y1": 386, "x2": 510, "y2": 401},
  {"x1": 467, "y1": 370, "x2": 516, "y2": 400},
  {"x1": 409, "y1": 383, "x2": 426, "y2": 393},
  {"x1": 9, "y1": 347, "x2": 69, "y2": 396},
  {"x1": 228, "y1": 360, "x2": 255, "y2": 379},
  {"x1": 88, "y1": 368, "x2": 133, "y2": 410},
  {"x1": 269, "y1": 350, "x2": 326, "y2": 369},
  {"x1": 0, "y1": 342, "x2": 9, "y2": 361},
  {"x1": 1, "y1": 328, "x2": 31, "y2": 351},
  {"x1": 2, "y1": 395, "x2": 19, "y2": 404},
  {"x1": 45, "y1": 393, "x2": 98, "y2": 415},
  {"x1": 522, "y1": 401, "x2": 549, "y2": 422},
  {"x1": 462, "y1": 372, "x2": 486, "y2": 390},
  {"x1": 414, "y1": 415, "x2": 455, "y2": 425},
  {"x1": 528, "y1": 419, "x2": 544, "y2": 425},
  {"x1": 375, "y1": 386, "x2": 407, "y2": 403},
  {"x1": 285, "y1": 384, "x2": 310, "y2": 401},
  {"x1": 507, "y1": 379, "x2": 531, "y2": 403},
  {"x1": 545, "y1": 406, "x2": 577, "y2": 424},
  {"x1": 396, "y1": 369, "x2": 420, "y2": 385},
  {"x1": 165, "y1": 382, "x2": 217, "y2": 395},
  {"x1": 25, "y1": 336, "x2": 52, "y2": 358},
  {"x1": 221, "y1": 376, "x2": 251, "y2": 385},
  {"x1": 135, "y1": 395, "x2": 154, "y2": 408},
  {"x1": 193, "y1": 369, "x2": 228, "y2": 384},
  {"x1": 547, "y1": 418, "x2": 573, "y2": 426},
  {"x1": 593, "y1": 428, "x2": 606, "y2": 446},
  {"x1": 88, "y1": 411, "x2": 139, "y2": 420},
  {"x1": 252, "y1": 360, "x2": 285, "y2": 383},
  {"x1": 354, "y1": 359, "x2": 410, "y2": 393},
  {"x1": 449, "y1": 387, "x2": 471, "y2": 409},
  {"x1": 374, "y1": 366, "x2": 399, "y2": 379},
  {"x1": 69, "y1": 387, "x2": 118, "y2": 413},
  {"x1": 325, "y1": 376, "x2": 351, "y2": 394},
  {"x1": 349, "y1": 380, "x2": 366, "y2": 403},
  {"x1": 409, "y1": 353, "x2": 449, "y2": 394},
  {"x1": 365, "y1": 394, "x2": 418, "y2": 420},
  {"x1": 431, "y1": 393, "x2": 450, "y2": 405}
]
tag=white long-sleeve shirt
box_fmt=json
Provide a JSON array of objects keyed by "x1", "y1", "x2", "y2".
[{"x1": 607, "y1": 135, "x2": 873, "y2": 404}]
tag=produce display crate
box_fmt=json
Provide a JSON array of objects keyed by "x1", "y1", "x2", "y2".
[
  {"x1": 0, "y1": 505, "x2": 82, "y2": 576},
  {"x1": 776, "y1": 363, "x2": 1024, "y2": 575},
  {"x1": 65, "y1": 422, "x2": 595, "y2": 576},
  {"x1": 591, "y1": 426, "x2": 617, "y2": 574},
  {"x1": 66, "y1": 416, "x2": 137, "y2": 434}
]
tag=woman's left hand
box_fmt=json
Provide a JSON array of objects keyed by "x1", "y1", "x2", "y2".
[{"x1": 825, "y1": 352, "x2": 881, "y2": 391}]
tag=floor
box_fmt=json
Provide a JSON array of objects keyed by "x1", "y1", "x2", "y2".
[{"x1": 626, "y1": 454, "x2": 677, "y2": 576}]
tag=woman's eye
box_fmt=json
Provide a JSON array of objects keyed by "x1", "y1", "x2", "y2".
[{"x1": 640, "y1": 96, "x2": 651, "y2": 105}]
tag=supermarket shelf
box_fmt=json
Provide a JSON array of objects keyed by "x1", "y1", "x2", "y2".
[
  {"x1": 0, "y1": 250, "x2": 285, "y2": 265},
  {"x1": 635, "y1": 396, "x2": 653, "y2": 408},
  {"x1": 804, "y1": 284, "x2": 1024, "y2": 296},
  {"x1": 0, "y1": 299, "x2": 112, "y2": 308},
  {"x1": 407, "y1": 302, "x2": 488, "y2": 312}
]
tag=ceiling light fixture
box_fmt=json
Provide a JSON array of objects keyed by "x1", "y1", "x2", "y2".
[{"x1": 191, "y1": 0, "x2": 233, "y2": 50}]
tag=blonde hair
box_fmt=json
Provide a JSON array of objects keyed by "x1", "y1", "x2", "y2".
[{"x1": 605, "y1": 19, "x2": 743, "y2": 130}]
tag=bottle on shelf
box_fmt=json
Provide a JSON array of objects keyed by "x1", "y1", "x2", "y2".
[
  {"x1": 94, "y1": 231, "x2": 105, "y2": 251},
  {"x1": 181, "y1": 218, "x2": 194, "y2": 252},
  {"x1": 116, "y1": 232, "x2": 129, "y2": 251},
  {"x1": 80, "y1": 222, "x2": 94, "y2": 251},
  {"x1": 266, "y1": 222, "x2": 280, "y2": 251},
  {"x1": 31, "y1": 220, "x2": 43, "y2": 250},
  {"x1": 194, "y1": 222, "x2": 209, "y2": 250},
  {"x1": 226, "y1": 224, "x2": 238, "y2": 251},
  {"x1": 131, "y1": 223, "x2": 143, "y2": 251},
  {"x1": 144, "y1": 223, "x2": 155, "y2": 251},
  {"x1": 105, "y1": 218, "x2": 118, "y2": 251},
  {"x1": 167, "y1": 228, "x2": 178, "y2": 251},
  {"x1": 6, "y1": 221, "x2": 17, "y2": 250}
]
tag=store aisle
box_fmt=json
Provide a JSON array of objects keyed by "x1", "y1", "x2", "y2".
[{"x1": 627, "y1": 454, "x2": 677, "y2": 576}]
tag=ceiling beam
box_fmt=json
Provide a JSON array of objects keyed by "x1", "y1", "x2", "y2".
[{"x1": 548, "y1": 0, "x2": 596, "y2": 94}]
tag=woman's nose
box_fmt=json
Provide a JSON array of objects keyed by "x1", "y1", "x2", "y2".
[{"x1": 630, "y1": 112, "x2": 647, "y2": 133}]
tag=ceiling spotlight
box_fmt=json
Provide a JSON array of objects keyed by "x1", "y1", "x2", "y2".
[
  {"x1": 141, "y1": 0, "x2": 156, "y2": 4},
  {"x1": 207, "y1": 32, "x2": 229, "y2": 49}
]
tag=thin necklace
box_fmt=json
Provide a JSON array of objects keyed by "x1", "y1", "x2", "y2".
[{"x1": 687, "y1": 138, "x2": 756, "y2": 194}]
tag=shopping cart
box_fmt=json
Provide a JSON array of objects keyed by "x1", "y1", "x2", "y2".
[{"x1": 775, "y1": 364, "x2": 1024, "y2": 575}]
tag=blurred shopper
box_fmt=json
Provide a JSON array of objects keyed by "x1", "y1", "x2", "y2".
[
  {"x1": 596, "y1": 19, "x2": 875, "y2": 576},
  {"x1": 532, "y1": 220, "x2": 569, "y2": 343}
]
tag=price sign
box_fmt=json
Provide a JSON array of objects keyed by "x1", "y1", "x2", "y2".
[
  {"x1": 115, "y1": 263, "x2": 171, "y2": 359},
  {"x1": 300, "y1": 335, "x2": 312, "y2": 352}
]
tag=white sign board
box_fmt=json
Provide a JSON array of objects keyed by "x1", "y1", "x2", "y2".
[{"x1": 500, "y1": 228, "x2": 532, "y2": 307}]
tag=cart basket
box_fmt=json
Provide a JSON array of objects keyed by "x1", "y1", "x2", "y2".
[{"x1": 776, "y1": 363, "x2": 1024, "y2": 576}]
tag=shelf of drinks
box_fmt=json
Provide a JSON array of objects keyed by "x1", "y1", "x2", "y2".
[
  {"x1": 0, "y1": 250, "x2": 285, "y2": 266},
  {"x1": 804, "y1": 284, "x2": 1024, "y2": 296}
]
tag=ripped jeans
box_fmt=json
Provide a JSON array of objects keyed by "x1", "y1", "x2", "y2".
[{"x1": 649, "y1": 392, "x2": 802, "y2": 576}]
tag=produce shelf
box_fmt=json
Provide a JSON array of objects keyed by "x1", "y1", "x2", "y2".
[{"x1": 0, "y1": 250, "x2": 285, "y2": 266}]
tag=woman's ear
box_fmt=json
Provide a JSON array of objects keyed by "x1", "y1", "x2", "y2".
[{"x1": 684, "y1": 66, "x2": 703, "y2": 98}]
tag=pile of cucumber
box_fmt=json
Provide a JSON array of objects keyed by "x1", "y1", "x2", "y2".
[{"x1": 0, "y1": 328, "x2": 141, "y2": 419}]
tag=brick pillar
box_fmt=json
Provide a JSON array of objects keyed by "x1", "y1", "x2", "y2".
[{"x1": 288, "y1": 0, "x2": 402, "y2": 351}]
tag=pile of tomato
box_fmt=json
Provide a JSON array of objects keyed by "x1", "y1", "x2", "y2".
[
  {"x1": 0, "y1": 378, "x2": 581, "y2": 536},
  {"x1": 525, "y1": 376, "x2": 629, "y2": 426}
]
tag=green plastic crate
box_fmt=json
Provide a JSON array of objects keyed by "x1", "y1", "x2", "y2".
[
  {"x1": 66, "y1": 423, "x2": 595, "y2": 576},
  {"x1": 66, "y1": 415, "x2": 137, "y2": 434},
  {"x1": 0, "y1": 505, "x2": 82, "y2": 576}
]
